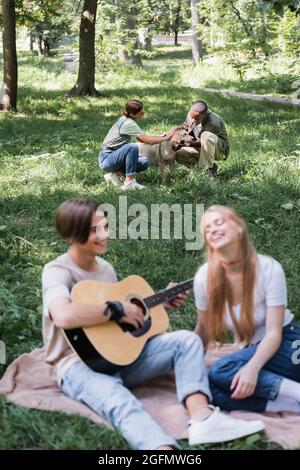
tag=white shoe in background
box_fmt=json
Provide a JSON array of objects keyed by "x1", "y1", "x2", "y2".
[
  {"x1": 121, "y1": 179, "x2": 145, "y2": 190},
  {"x1": 104, "y1": 172, "x2": 121, "y2": 186}
]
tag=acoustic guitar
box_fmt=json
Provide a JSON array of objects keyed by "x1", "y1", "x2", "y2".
[{"x1": 63, "y1": 275, "x2": 193, "y2": 374}]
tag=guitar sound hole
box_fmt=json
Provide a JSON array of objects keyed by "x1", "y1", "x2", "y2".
[
  {"x1": 119, "y1": 298, "x2": 151, "y2": 336},
  {"x1": 130, "y1": 298, "x2": 147, "y2": 316}
]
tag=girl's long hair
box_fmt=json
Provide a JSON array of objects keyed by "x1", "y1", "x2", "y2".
[{"x1": 201, "y1": 205, "x2": 257, "y2": 345}]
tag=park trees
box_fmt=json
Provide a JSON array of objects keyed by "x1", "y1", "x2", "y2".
[
  {"x1": 191, "y1": 0, "x2": 202, "y2": 63},
  {"x1": 1, "y1": 0, "x2": 18, "y2": 110},
  {"x1": 69, "y1": 0, "x2": 100, "y2": 96}
]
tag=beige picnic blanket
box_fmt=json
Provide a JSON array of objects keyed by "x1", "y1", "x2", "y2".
[{"x1": 1, "y1": 344, "x2": 300, "y2": 449}]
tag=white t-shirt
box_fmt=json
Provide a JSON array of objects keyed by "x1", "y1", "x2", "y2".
[
  {"x1": 193, "y1": 254, "x2": 294, "y2": 345},
  {"x1": 42, "y1": 253, "x2": 117, "y2": 384},
  {"x1": 193, "y1": 123, "x2": 202, "y2": 139}
]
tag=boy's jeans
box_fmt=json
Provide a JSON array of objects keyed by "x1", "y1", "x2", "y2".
[{"x1": 61, "y1": 330, "x2": 211, "y2": 450}]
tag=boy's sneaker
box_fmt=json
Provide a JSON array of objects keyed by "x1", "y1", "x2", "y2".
[
  {"x1": 104, "y1": 172, "x2": 121, "y2": 186},
  {"x1": 122, "y1": 179, "x2": 145, "y2": 190},
  {"x1": 188, "y1": 406, "x2": 265, "y2": 445}
]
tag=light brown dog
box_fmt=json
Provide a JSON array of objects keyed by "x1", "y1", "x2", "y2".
[{"x1": 138, "y1": 129, "x2": 195, "y2": 181}]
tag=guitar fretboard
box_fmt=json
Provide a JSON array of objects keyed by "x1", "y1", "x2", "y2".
[{"x1": 144, "y1": 278, "x2": 194, "y2": 308}]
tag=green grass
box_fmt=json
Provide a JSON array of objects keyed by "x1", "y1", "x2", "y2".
[{"x1": 0, "y1": 45, "x2": 299, "y2": 450}]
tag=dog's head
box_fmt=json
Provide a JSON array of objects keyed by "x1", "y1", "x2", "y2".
[{"x1": 171, "y1": 129, "x2": 195, "y2": 151}]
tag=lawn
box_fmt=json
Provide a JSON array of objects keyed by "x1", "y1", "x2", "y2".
[{"x1": 0, "y1": 46, "x2": 299, "y2": 450}]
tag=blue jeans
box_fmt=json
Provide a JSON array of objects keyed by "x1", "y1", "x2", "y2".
[
  {"x1": 99, "y1": 144, "x2": 149, "y2": 177},
  {"x1": 209, "y1": 321, "x2": 300, "y2": 412},
  {"x1": 61, "y1": 330, "x2": 212, "y2": 450}
]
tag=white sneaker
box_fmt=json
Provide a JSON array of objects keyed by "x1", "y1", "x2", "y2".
[
  {"x1": 188, "y1": 406, "x2": 265, "y2": 445},
  {"x1": 104, "y1": 172, "x2": 121, "y2": 186},
  {"x1": 121, "y1": 179, "x2": 145, "y2": 190}
]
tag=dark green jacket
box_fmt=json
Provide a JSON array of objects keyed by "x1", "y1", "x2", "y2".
[{"x1": 185, "y1": 110, "x2": 230, "y2": 158}]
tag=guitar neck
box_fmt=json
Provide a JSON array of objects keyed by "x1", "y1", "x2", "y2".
[{"x1": 144, "y1": 278, "x2": 194, "y2": 309}]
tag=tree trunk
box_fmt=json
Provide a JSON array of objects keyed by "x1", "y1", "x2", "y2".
[
  {"x1": 36, "y1": 34, "x2": 44, "y2": 57},
  {"x1": 69, "y1": 0, "x2": 101, "y2": 97},
  {"x1": 174, "y1": 1, "x2": 181, "y2": 46},
  {"x1": 115, "y1": 0, "x2": 127, "y2": 63},
  {"x1": 30, "y1": 32, "x2": 34, "y2": 52},
  {"x1": 43, "y1": 38, "x2": 51, "y2": 55},
  {"x1": 130, "y1": 48, "x2": 143, "y2": 67},
  {"x1": 118, "y1": 46, "x2": 127, "y2": 62},
  {"x1": 126, "y1": 7, "x2": 143, "y2": 67},
  {"x1": 115, "y1": 2, "x2": 127, "y2": 63},
  {"x1": 209, "y1": 0, "x2": 214, "y2": 48},
  {"x1": 145, "y1": 35, "x2": 152, "y2": 50},
  {"x1": 1, "y1": 0, "x2": 18, "y2": 111},
  {"x1": 191, "y1": 0, "x2": 203, "y2": 64},
  {"x1": 116, "y1": 2, "x2": 143, "y2": 67},
  {"x1": 174, "y1": 30, "x2": 179, "y2": 45}
]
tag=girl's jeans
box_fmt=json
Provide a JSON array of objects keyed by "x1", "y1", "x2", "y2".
[
  {"x1": 209, "y1": 321, "x2": 300, "y2": 412},
  {"x1": 99, "y1": 144, "x2": 149, "y2": 177}
]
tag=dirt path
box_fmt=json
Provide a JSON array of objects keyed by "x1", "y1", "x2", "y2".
[{"x1": 202, "y1": 87, "x2": 300, "y2": 106}]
